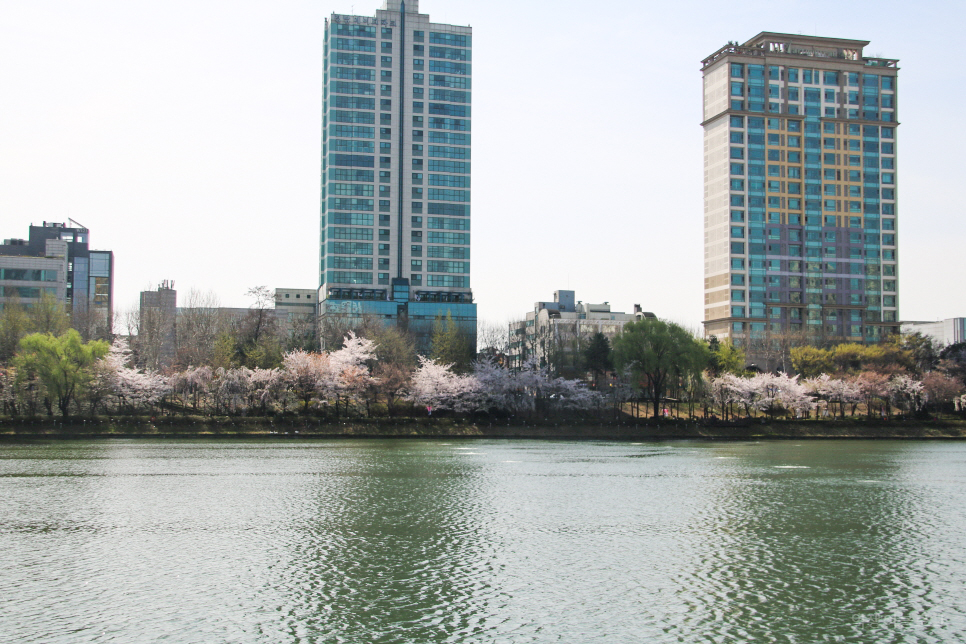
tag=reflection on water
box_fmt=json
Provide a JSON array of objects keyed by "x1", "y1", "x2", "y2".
[{"x1": 1, "y1": 439, "x2": 964, "y2": 643}]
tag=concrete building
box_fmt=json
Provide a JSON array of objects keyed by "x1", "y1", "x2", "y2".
[
  {"x1": 702, "y1": 33, "x2": 900, "y2": 345},
  {"x1": 136, "y1": 284, "x2": 319, "y2": 367},
  {"x1": 901, "y1": 318, "x2": 966, "y2": 348},
  {"x1": 275, "y1": 289, "x2": 317, "y2": 328},
  {"x1": 275, "y1": 288, "x2": 319, "y2": 347},
  {"x1": 139, "y1": 281, "x2": 178, "y2": 366},
  {"x1": 318, "y1": 0, "x2": 476, "y2": 352},
  {"x1": 0, "y1": 238, "x2": 68, "y2": 310},
  {"x1": 507, "y1": 290, "x2": 655, "y2": 371},
  {"x1": 0, "y1": 221, "x2": 114, "y2": 336}
]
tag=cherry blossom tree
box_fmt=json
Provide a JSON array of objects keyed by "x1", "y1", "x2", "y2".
[
  {"x1": 212, "y1": 367, "x2": 252, "y2": 414},
  {"x1": 411, "y1": 356, "x2": 480, "y2": 414},
  {"x1": 804, "y1": 374, "x2": 861, "y2": 419},
  {"x1": 921, "y1": 372, "x2": 964, "y2": 417},
  {"x1": 855, "y1": 371, "x2": 891, "y2": 419},
  {"x1": 283, "y1": 350, "x2": 330, "y2": 411},
  {"x1": 329, "y1": 333, "x2": 377, "y2": 416},
  {"x1": 888, "y1": 374, "x2": 925, "y2": 416},
  {"x1": 250, "y1": 367, "x2": 286, "y2": 413},
  {"x1": 170, "y1": 365, "x2": 213, "y2": 412}
]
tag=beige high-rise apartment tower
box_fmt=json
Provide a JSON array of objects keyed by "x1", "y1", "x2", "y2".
[{"x1": 702, "y1": 33, "x2": 899, "y2": 346}]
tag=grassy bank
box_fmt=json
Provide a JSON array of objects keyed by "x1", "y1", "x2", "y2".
[{"x1": 1, "y1": 415, "x2": 965, "y2": 441}]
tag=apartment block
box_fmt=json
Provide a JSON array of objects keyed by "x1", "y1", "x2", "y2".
[{"x1": 702, "y1": 33, "x2": 899, "y2": 345}]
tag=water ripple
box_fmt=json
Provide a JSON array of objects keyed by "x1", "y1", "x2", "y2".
[{"x1": 0, "y1": 439, "x2": 964, "y2": 642}]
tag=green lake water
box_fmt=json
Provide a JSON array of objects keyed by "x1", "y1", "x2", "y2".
[{"x1": 1, "y1": 439, "x2": 964, "y2": 643}]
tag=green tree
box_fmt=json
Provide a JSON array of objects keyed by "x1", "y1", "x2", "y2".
[
  {"x1": 893, "y1": 332, "x2": 939, "y2": 373},
  {"x1": 430, "y1": 312, "x2": 473, "y2": 372},
  {"x1": 28, "y1": 291, "x2": 71, "y2": 336},
  {"x1": 707, "y1": 336, "x2": 746, "y2": 377},
  {"x1": 367, "y1": 324, "x2": 417, "y2": 370},
  {"x1": 14, "y1": 330, "x2": 109, "y2": 417},
  {"x1": 790, "y1": 346, "x2": 833, "y2": 377},
  {"x1": 232, "y1": 286, "x2": 284, "y2": 368},
  {"x1": 583, "y1": 331, "x2": 612, "y2": 389},
  {"x1": 612, "y1": 319, "x2": 710, "y2": 418},
  {"x1": 0, "y1": 296, "x2": 31, "y2": 364}
]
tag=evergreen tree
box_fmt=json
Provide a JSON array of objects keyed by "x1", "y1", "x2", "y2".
[
  {"x1": 583, "y1": 331, "x2": 612, "y2": 389},
  {"x1": 430, "y1": 312, "x2": 473, "y2": 372}
]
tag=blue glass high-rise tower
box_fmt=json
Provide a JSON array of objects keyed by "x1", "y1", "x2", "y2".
[{"x1": 318, "y1": 0, "x2": 475, "y2": 351}]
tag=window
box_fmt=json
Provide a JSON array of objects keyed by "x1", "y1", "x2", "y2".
[
  {"x1": 329, "y1": 168, "x2": 374, "y2": 182},
  {"x1": 429, "y1": 46, "x2": 470, "y2": 61},
  {"x1": 330, "y1": 227, "x2": 373, "y2": 240},
  {"x1": 332, "y1": 38, "x2": 376, "y2": 53},
  {"x1": 333, "y1": 52, "x2": 376, "y2": 67}
]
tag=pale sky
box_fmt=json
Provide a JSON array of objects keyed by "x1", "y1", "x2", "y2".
[{"x1": 1, "y1": 0, "x2": 963, "y2": 330}]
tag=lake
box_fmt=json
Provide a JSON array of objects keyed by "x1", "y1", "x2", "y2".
[{"x1": 1, "y1": 439, "x2": 964, "y2": 643}]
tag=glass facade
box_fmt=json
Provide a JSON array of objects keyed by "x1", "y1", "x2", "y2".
[
  {"x1": 703, "y1": 34, "x2": 899, "y2": 344},
  {"x1": 319, "y1": 1, "x2": 475, "y2": 351}
]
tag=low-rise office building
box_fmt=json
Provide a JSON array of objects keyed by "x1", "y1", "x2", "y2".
[
  {"x1": 0, "y1": 221, "x2": 114, "y2": 337},
  {"x1": 507, "y1": 290, "x2": 655, "y2": 372},
  {"x1": 900, "y1": 318, "x2": 966, "y2": 348},
  {"x1": 0, "y1": 238, "x2": 69, "y2": 309}
]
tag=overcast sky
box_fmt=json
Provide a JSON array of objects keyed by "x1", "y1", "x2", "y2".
[{"x1": 1, "y1": 0, "x2": 963, "y2": 330}]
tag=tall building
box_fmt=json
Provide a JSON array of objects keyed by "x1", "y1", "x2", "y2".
[
  {"x1": 319, "y1": 0, "x2": 476, "y2": 352},
  {"x1": 702, "y1": 33, "x2": 899, "y2": 346},
  {"x1": 0, "y1": 221, "x2": 114, "y2": 337}
]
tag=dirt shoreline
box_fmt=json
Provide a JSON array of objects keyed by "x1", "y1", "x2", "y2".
[{"x1": 1, "y1": 415, "x2": 964, "y2": 441}]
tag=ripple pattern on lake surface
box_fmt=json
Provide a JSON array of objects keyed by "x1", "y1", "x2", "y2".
[{"x1": 1, "y1": 439, "x2": 964, "y2": 643}]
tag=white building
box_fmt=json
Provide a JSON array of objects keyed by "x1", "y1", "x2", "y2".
[
  {"x1": 900, "y1": 318, "x2": 966, "y2": 348},
  {"x1": 508, "y1": 290, "x2": 655, "y2": 372}
]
